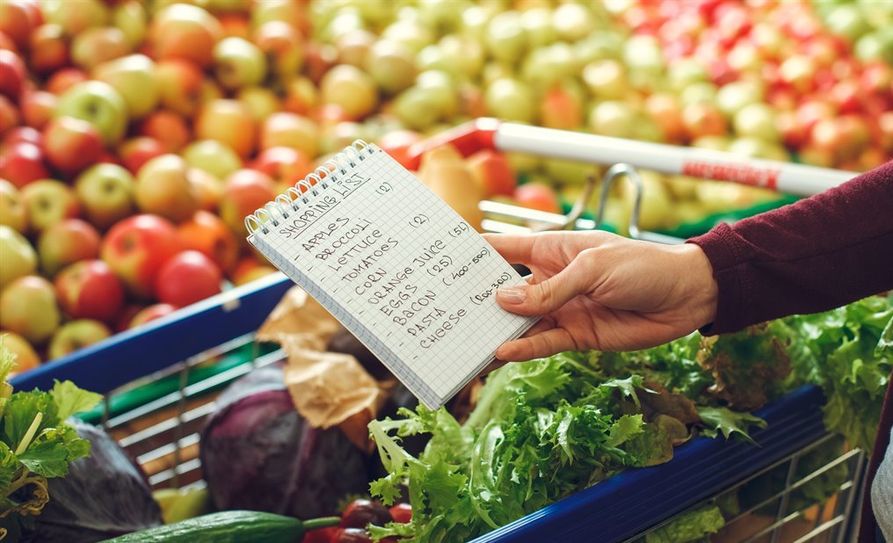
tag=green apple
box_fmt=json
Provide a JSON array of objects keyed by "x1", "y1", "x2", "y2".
[
  {"x1": 415, "y1": 70, "x2": 458, "y2": 118},
  {"x1": 135, "y1": 154, "x2": 199, "y2": 222},
  {"x1": 552, "y1": 2, "x2": 595, "y2": 42},
  {"x1": 485, "y1": 12, "x2": 526, "y2": 64},
  {"x1": 237, "y1": 87, "x2": 278, "y2": 121},
  {"x1": 182, "y1": 140, "x2": 242, "y2": 181},
  {"x1": 0, "y1": 225, "x2": 37, "y2": 289},
  {"x1": 733, "y1": 103, "x2": 779, "y2": 142},
  {"x1": 21, "y1": 180, "x2": 80, "y2": 232},
  {"x1": 48, "y1": 319, "x2": 111, "y2": 359},
  {"x1": 588, "y1": 100, "x2": 638, "y2": 138},
  {"x1": 716, "y1": 80, "x2": 764, "y2": 117},
  {"x1": 521, "y1": 8, "x2": 557, "y2": 48},
  {"x1": 71, "y1": 26, "x2": 130, "y2": 70},
  {"x1": 37, "y1": 218, "x2": 101, "y2": 277},
  {"x1": 484, "y1": 78, "x2": 534, "y2": 123},
  {"x1": 0, "y1": 275, "x2": 61, "y2": 344},
  {"x1": 55, "y1": 81, "x2": 129, "y2": 145},
  {"x1": 42, "y1": 0, "x2": 109, "y2": 36},
  {"x1": 582, "y1": 59, "x2": 629, "y2": 100},
  {"x1": 365, "y1": 39, "x2": 416, "y2": 95},
  {"x1": 0, "y1": 179, "x2": 27, "y2": 232},
  {"x1": 93, "y1": 54, "x2": 160, "y2": 119},
  {"x1": 392, "y1": 86, "x2": 442, "y2": 131},
  {"x1": 319, "y1": 64, "x2": 378, "y2": 120},
  {"x1": 75, "y1": 163, "x2": 135, "y2": 229},
  {"x1": 112, "y1": 0, "x2": 148, "y2": 47},
  {"x1": 213, "y1": 36, "x2": 267, "y2": 90}
]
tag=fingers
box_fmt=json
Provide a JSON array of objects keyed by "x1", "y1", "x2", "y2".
[
  {"x1": 496, "y1": 328, "x2": 577, "y2": 361},
  {"x1": 495, "y1": 256, "x2": 591, "y2": 316},
  {"x1": 482, "y1": 233, "x2": 537, "y2": 264}
]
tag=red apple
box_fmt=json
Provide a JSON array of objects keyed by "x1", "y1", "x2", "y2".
[
  {"x1": 101, "y1": 214, "x2": 181, "y2": 298},
  {"x1": 139, "y1": 110, "x2": 190, "y2": 153},
  {"x1": 1, "y1": 126, "x2": 41, "y2": 150},
  {"x1": 118, "y1": 136, "x2": 165, "y2": 175},
  {"x1": 29, "y1": 23, "x2": 68, "y2": 74},
  {"x1": 43, "y1": 117, "x2": 104, "y2": 176},
  {"x1": 177, "y1": 210, "x2": 239, "y2": 272},
  {"x1": 45, "y1": 67, "x2": 88, "y2": 95},
  {"x1": 0, "y1": 1, "x2": 37, "y2": 50},
  {"x1": 467, "y1": 150, "x2": 517, "y2": 197},
  {"x1": 37, "y1": 218, "x2": 100, "y2": 276},
  {"x1": 154, "y1": 250, "x2": 222, "y2": 307},
  {"x1": 219, "y1": 168, "x2": 277, "y2": 235},
  {"x1": 155, "y1": 59, "x2": 204, "y2": 116},
  {"x1": 128, "y1": 303, "x2": 176, "y2": 329},
  {"x1": 114, "y1": 303, "x2": 142, "y2": 332},
  {"x1": 0, "y1": 31, "x2": 14, "y2": 52},
  {"x1": 0, "y1": 95, "x2": 19, "y2": 133},
  {"x1": 250, "y1": 146, "x2": 312, "y2": 184},
  {"x1": 0, "y1": 142, "x2": 50, "y2": 188},
  {"x1": 682, "y1": 102, "x2": 728, "y2": 140},
  {"x1": 514, "y1": 182, "x2": 561, "y2": 213},
  {"x1": 645, "y1": 93, "x2": 687, "y2": 143},
  {"x1": 20, "y1": 90, "x2": 56, "y2": 129},
  {"x1": 150, "y1": 3, "x2": 223, "y2": 68},
  {"x1": 540, "y1": 86, "x2": 583, "y2": 130},
  {"x1": 55, "y1": 259, "x2": 124, "y2": 322},
  {"x1": 0, "y1": 49, "x2": 25, "y2": 101}
]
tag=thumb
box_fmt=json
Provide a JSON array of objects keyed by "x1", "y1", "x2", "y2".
[{"x1": 496, "y1": 257, "x2": 592, "y2": 316}]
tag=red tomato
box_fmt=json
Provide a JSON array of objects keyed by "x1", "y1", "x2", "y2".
[
  {"x1": 301, "y1": 526, "x2": 338, "y2": 543},
  {"x1": 389, "y1": 503, "x2": 412, "y2": 524}
]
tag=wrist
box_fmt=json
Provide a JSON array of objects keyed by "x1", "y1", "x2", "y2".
[{"x1": 677, "y1": 243, "x2": 718, "y2": 329}]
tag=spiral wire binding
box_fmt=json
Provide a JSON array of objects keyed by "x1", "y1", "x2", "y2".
[{"x1": 244, "y1": 140, "x2": 372, "y2": 235}]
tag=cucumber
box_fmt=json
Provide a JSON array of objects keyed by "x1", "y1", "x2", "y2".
[{"x1": 103, "y1": 510, "x2": 339, "y2": 543}]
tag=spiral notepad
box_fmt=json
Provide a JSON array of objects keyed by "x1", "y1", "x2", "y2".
[{"x1": 245, "y1": 141, "x2": 536, "y2": 408}]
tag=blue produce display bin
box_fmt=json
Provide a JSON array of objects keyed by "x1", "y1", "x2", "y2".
[{"x1": 11, "y1": 272, "x2": 842, "y2": 543}]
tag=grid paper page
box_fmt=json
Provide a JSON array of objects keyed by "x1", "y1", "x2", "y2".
[{"x1": 248, "y1": 144, "x2": 536, "y2": 408}]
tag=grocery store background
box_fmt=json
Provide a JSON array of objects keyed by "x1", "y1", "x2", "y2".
[{"x1": 0, "y1": 0, "x2": 891, "y2": 542}]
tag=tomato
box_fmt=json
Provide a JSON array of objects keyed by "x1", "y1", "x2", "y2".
[
  {"x1": 340, "y1": 499, "x2": 391, "y2": 529},
  {"x1": 301, "y1": 526, "x2": 338, "y2": 543},
  {"x1": 389, "y1": 503, "x2": 412, "y2": 524}
]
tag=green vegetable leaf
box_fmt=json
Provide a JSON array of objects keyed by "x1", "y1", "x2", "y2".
[
  {"x1": 51, "y1": 380, "x2": 102, "y2": 422},
  {"x1": 697, "y1": 407, "x2": 767, "y2": 444},
  {"x1": 18, "y1": 438, "x2": 69, "y2": 478},
  {"x1": 607, "y1": 414, "x2": 644, "y2": 448},
  {"x1": 603, "y1": 375, "x2": 653, "y2": 408},
  {"x1": 645, "y1": 503, "x2": 725, "y2": 543},
  {"x1": 2, "y1": 391, "x2": 56, "y2": 448}
]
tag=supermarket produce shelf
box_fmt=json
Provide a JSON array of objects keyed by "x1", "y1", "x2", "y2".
[{"x1": 469, "y1": 384, "x2": 828, "y2": 543}]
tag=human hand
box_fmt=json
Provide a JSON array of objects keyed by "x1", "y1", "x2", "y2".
[{"x1": 484, "y1": 231, "x2": 718, "y2": 361}]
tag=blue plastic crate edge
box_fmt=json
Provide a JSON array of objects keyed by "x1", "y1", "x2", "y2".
[
  {"x1": 10, "y1": 272, "x2": 292, "y2": 394},
  {"x1": 469, "y1": 384, "x2": 828, "y2": 543}
]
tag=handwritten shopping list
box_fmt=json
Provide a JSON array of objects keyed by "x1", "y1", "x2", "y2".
[{"x1": 249, "y1": 145, "x2": 535, "y2": 407}]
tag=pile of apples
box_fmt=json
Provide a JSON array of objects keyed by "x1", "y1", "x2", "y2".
[{"x1": 0, "y1": 0, "x2": 891, "y2": 372}]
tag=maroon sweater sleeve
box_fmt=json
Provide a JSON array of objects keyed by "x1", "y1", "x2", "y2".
[{"x1": 688, "y1": 160, "x2": 893, "y2": 335}]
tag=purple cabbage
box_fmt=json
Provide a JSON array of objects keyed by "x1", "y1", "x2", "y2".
[
  {"x1": 199, "y1": 363, "x2": 369, "y2": 519},
  {"x1": 19, "y1": 420, "x2": 162, "y2": 542}
]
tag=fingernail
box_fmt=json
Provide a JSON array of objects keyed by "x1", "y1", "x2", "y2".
[{"x1": 497, "y1": 286, "x2": 526, "y2": 304}]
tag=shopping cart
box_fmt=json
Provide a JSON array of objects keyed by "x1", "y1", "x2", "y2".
[{"x1": 10, "y1": 122, "x2": 865, "y2": 542}]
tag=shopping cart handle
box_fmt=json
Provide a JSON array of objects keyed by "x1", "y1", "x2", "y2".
[{"x1": 405, "y1": 117, "x2": 501, "y2": 169}]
